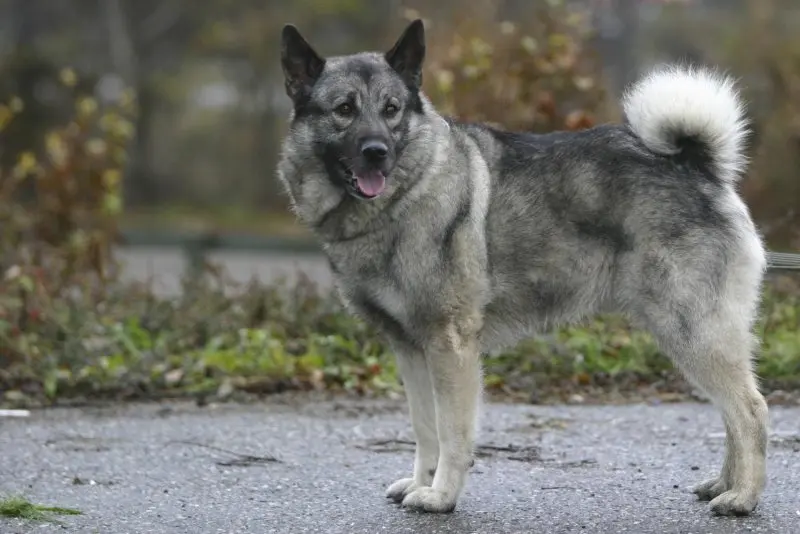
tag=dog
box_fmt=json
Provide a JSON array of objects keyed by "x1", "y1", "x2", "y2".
[{"x1": 276, "y1": 19, "x2": 769, "y2": 517}]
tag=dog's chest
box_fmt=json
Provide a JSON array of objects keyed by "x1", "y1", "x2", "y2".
[{"x1": 324, "y1": 233, "x2": 441, "y2": 341}]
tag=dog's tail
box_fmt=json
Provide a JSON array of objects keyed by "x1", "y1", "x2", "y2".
[{"x1": 622, "y1": 65, "x2": 749, "y2": 185}]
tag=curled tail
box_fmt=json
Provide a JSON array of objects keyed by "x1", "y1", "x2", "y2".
[{"x1": 622, "y1": 65, "x2": 749, "y2": 184}]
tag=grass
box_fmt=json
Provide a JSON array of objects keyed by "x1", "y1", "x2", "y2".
[
  {"x1": 0, "y1": 495, "x2": 81, "y2": 524},
  {"x1": 1, "y1": 254, "x2": 798, "y2": 407}
]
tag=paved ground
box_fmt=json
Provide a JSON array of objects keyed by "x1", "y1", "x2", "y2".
[
  {"x1": 115, "y1": 247, "x2": 332, "y2": 295},
  {"x1": 1, "y1": 398, "x2": 799, "y2": 534}
]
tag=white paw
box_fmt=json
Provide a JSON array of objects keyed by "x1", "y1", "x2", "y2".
[
  {"x1": 385, "y1": 477, "x2": 424, "y2": 503},
  {"x1": 401, "y1": 487, "x2": 457, "y2": 513},
  {"x1": 693, "y1": 476, "x2": 728, "y2": 501},
  {"x1": 709, "y1": 489, "x2": 760, "y2": 516}
]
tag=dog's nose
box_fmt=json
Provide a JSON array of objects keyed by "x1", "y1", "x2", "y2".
[{"x1": 361, "y1": 141, "x2": 389, "y2": 161}]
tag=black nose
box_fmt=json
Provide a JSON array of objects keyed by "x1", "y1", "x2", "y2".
[{"x1": 361, "y1": 140, "x2": 388, "y2": 161}]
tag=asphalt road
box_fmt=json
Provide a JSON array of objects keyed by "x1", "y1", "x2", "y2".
[{"x1": 1, "y1": 398, "x2": 799, "y2": 534}]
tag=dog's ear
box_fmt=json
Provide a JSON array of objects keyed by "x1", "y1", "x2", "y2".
[
  {"x1": 385, "y1": 19, "x2": 425, "y2": 89},
  {"x1": 281, "y1": 24, "x2": 326, "y2": 102}
]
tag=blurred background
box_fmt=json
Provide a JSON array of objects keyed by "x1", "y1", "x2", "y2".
[
  {"x1": 1, "y1": 0, "x2": 799, "y2": 407},
  {"x1": 1, "y1": 0, "x2": 798, "y2": 249}
]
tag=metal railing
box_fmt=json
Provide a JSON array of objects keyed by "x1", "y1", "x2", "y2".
[{"x1": 767, "y1": 251, "x2": 800, "y2": 271}]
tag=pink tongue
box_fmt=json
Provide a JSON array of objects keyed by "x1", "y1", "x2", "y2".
[{"x1": 355, "y1": 171, "x2": 386, "y2": 197}]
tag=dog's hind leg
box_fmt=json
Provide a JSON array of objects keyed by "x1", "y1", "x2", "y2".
[
  {"x1": 692, "y1": 418, "x2": 735, "y2": 501},
  {"x1": 401, "y1": 323, "x2": 482, "y2": 513},
  {"x1": 386, "y1": 351, "x2": 439, "y2": 502},
  {"x1": 637, "y1": 243, "x2": 768, "y2": 516},
  {"x1": 674, "y1": 333, "x2": 768, "y2": 516}
]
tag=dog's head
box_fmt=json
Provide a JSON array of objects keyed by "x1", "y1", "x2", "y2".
[{"x1": 280, "y1": 20, "x2": 427, "y2": 201}]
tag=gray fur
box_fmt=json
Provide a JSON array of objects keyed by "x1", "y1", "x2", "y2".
[{"x1": 277, "y1": 20, "x2": 769, "y2": 517}]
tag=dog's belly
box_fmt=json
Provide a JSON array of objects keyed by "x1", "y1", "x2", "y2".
[{"x1": 477, "y1": 273, "x2": 604, "y2": 352}]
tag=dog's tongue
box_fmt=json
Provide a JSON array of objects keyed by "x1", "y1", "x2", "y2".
[{"x1": 355, "y1": 170, "x2": 386, "y2": 198}]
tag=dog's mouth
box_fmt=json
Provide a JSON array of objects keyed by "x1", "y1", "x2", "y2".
[
  {"x1": 340, "y1": 163, "x2": 387, "y2": 199},
  {"x1": 353, "y1": 170, "x2": 387, "y2": 198}
]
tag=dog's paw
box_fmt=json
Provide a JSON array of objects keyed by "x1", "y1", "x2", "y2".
[
  {"x1": 386, "y1": 477, "x2": 424, "y2": 503},
  {"x1": 693, "y1": 476, "x2": 728, "y2": 501},
  {"x1": 709, "y1": 490, "x2": 759, "y2": 516},
  {"x1": 401, "y1": 487, "x2": 457, "y2": 513}
]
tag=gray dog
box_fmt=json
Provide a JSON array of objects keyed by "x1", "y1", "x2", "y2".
[{"x1": 277, "y1": 19, "x2": 768, "y2": 517}]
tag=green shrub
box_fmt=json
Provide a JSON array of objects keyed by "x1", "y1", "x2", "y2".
[
  {"x1": 1, "y1": 263, "x2": 798, "y2": 406},
  {"x1": 0, "y1": 68, "x2": 134, "y2": 285}
]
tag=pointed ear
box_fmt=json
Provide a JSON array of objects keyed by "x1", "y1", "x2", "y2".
[
  {"x1": 281, "y1": 24, "x2": 326, "y2": 102},
  {"x1": 385, "y1": 19, "x2": 426, "y2": 89}
]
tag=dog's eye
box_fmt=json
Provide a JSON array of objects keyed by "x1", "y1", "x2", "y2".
[
  {"x1": 335, "y1": 103, "x2": 354, "y2": 117},
  {"x1": 384, "y1": 103, "x2": 400, "y2": 118}
]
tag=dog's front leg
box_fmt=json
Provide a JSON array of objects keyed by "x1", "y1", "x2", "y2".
[
  {"x1": 402, "y1": 324, "x2": 482, "y2": 513},
  {"x1": 386, "y1": 351, "x2": 439, "y2": 502}
]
